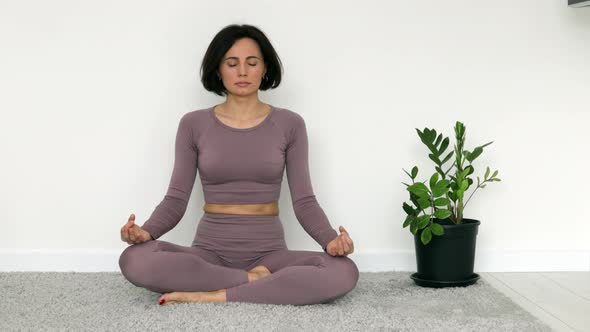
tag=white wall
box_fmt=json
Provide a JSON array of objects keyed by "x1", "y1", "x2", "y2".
[{"x1": 1, "y1": 0, "x2": 589, "y2": 272}]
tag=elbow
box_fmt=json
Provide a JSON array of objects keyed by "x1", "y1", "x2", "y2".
[{"x1": 293, "y1": 195, "x2": 321, "y2": 218}]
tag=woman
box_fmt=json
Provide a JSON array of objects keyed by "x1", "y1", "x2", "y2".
[{"x1": 118, "y1": 24, "x2": 358, "y2": 306}]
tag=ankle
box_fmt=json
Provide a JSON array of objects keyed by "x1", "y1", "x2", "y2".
[{"x1": 247, "y1": 272, "x2": 257, "y2": 282}]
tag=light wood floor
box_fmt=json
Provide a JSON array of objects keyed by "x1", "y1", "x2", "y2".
[{"x1": 481, "y1": 272, "x2": 590, "y2": 332}]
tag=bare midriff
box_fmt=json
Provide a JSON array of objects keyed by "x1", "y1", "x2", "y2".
[{"x1": 203, "y1": 201, "x2": 279, "y2": 216}]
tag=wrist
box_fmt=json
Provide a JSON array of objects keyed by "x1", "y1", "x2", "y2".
[{"x1": 141, "y1": 229, "x2": 154, "y2": 241}]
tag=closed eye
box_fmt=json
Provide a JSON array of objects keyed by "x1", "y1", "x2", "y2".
[{"x1": 228, "y1": 63, "x2": 257, "y2": 67}]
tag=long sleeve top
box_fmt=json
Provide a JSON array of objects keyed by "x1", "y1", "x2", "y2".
[{"x1": 140, "y1": 104, "x2": 339, "y2": 251}]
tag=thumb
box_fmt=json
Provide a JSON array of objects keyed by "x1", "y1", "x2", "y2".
[{"x1": 127, "y1": 214, "x2": 135, "y2": 228}]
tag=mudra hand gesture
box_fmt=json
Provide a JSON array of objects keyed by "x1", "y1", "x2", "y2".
[
  {"x1": 325, "y1": 226, "x2": 354, "y2": 256},
  {"x1": 120, "y1": 213, "x2": 152, "y2": 245}
]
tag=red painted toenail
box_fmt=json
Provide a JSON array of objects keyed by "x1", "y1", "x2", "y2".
[{"x1": 159, "y1": 299, "x2": 165, "y2": 305}]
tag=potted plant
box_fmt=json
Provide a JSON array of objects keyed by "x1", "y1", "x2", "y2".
[{"x1": 401, "y1": 121, "x2": 501, "y2": 288}]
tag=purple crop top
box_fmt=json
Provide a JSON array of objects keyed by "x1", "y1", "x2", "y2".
[{"x1": 141, "y1": 105, "x2": 339, "y2": 251}]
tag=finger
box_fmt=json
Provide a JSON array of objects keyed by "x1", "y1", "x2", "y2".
[
  {"x1": 338, "y1": 236, "x2": 345, "y2": 249},
  {"x1": 129, "y1": 226, "x2": 136, "y2": 241},
  {"x1": 121, "y1": 226, "x2": 129, "y2": 242},
  {"x1": 340, "y1": 232, "x2": 351, "y2": 245},
  {"x1": 345, "y1": 233, "x2": 353, "y2": 245},
  {"x1": 339, "y1": 225, "x2": 347, "y2": 234},
  {"x1": 340, "y1": 236, "x2": 351, "y2": 254},
  {"x1": 327, "y1": 247, "x2": 335, "y2": 257},
  {"x1": 340, "y1": 237, "x2": 350, "y2": 253},
  {"x1": 126, "y1": 214, "x2": 135, "y2": 229}
]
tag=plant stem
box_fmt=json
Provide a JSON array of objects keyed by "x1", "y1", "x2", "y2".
[{"x1": 463, "y1": 179, "x2": 490, "y2": 209}]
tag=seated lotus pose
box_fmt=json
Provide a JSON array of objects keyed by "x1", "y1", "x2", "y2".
[{"x1": 118, "y1": 24, "x2": 358, "y2": 306}]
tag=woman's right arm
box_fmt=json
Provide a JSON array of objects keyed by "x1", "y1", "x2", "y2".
[{"x1": 140, "y1": 113, "x2": 199, "y2": 240}]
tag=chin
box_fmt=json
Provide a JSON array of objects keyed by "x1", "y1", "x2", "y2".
[{"x1": 229, "y1": 88, "x2": 258, "y2": 96}]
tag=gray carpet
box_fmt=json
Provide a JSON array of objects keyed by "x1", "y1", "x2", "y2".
[{"x1": 0, "y1": 271, "x2": 553, "y2": 331}]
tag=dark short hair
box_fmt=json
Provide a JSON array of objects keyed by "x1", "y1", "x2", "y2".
[{"x1": 200, "y1": 24, "x2": 283, "y2": 96}]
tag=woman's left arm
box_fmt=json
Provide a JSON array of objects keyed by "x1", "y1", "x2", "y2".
[{"x1": 285, "y1": 113, "x2": 354, "y2": 256}]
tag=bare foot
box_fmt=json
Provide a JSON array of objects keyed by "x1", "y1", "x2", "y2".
[
  {"x1": 247, "y1": 265, "x2": 272, "y2": 282},
  {"x1": 159, "y1": 289, "x2": 226, "y2": 305}
]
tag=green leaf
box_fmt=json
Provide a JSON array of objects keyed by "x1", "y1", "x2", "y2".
[
  {"x1": 439, "y1": 137, "x2": 449, "y2": 154},
  {"x1": 468, "y1": 147, "x2": 483, "y2": 162},
  {"x1": 417, "y1": 214, "x2": 431, "y2": 229},
  {"x1": 432, "y1": 180, "x2": 451, "y2": 197},
  {"x1": 421, "y1": 227, "x2": 432, "y2": 245},
  {"x1": 410, "y1": 221, "x2": 417, "y2": 235},
  {"x1": 441, "y1": 151, "x2": 454, "y2": 165},
  {"x1": 434, "y1": 208, "x2": 451, "y2": 219},
  {"x1": 481, "y1": 184, "x2": 487, "y2": 188},
  {"x1": 416, "y1": 128, "x2": 426, "y2": 144},
  {"x1": 448, "y1": 191, "x2": 457, "y2": 201},
  {"x1": 435, "y1": 166, "x2": 444, "y2": 176},
  {"x1": 410, "y1": 195, "x2": 422, "y2": 210},
  {"x1": 402, "y1": 202, "x2": 414, "y2": 215},
  {"x1": 427, "y1": 129, "x2": 436, "y2": 143},
  {"x1": 492, "y1": 178, "x2": 502, "y2": 182},
  {"x1": 436, "y1": 179, "x2": 451, "y2": 188},
  {"x1": 429, "y1": 153, "x2": 441, "y2": 165},
  {"x1": 455, "y1": 121, "x2": 465, "y2": 138},
  {"x1": 417, "y1": 198, "x2": 430, "y2": 209},
  {"x1": 464, "y1": 150, "x2": 471, "y2": 162},
  {"x1": 459, "y1": 168, "x2": 470, "y2": 179},
  {"x1": 411, "y1": 166, "x2": 418, "y2": 179},
  {"x1": 429, "y1": 173, "x2": 439, "y2": 190},
  {"x1": 434, "y1": 133, "x2": 442, "y2": 148},
  {"x1": 403, "y1": 215, "x2": 414, "y2": 228},
  {"x1": 408, "y1": 182, "x2": 429, "y2": 196},
  {"x1": 460, "y1": 179, "x2": 469, "y2": 190},
  {"x1": 485, "y1": 166, "x2": 490, "y2": 180},
  {"x1": 483, "y1": 141, "x2": 494, "y2": 148},
  {"x1": 434, "y1": 197, "x2": 450, "y2": 206},
  {"x1": 492, "y1": 170, "x2": 499, "y2": 178},
  {"x1": 430, "y1": 223, "x2": 444, "y2": 236},
  {"x1": 402, "y1": 168, "x2": 412, "y2": 179},
  {"x1": 457, "y1": 189, "x2": 464, "y2": 199},
  {"x1": 432, "y1": 186, "x2": 448, "y2": 197}
]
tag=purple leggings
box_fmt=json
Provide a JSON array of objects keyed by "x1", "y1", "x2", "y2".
[{"x1": 118, "y1": 212, "x2": 359, "y2": 305}]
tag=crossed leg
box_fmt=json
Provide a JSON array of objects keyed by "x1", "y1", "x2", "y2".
[
  {"x1": 119, "y1": 241, "x2": 359, "y2": 305},
  {"x1": 119, "y1": 240, "x2": 250, "y2": 293},
  {"x1": 224, "y1": 249, "x2": 360, "y2": 305}
]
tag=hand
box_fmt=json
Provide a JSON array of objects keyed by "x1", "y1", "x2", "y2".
[
  {"x1": 325, "y1": 225, "x2": 355, "y2": 257},
  {"x1": 120, "y1": 213, "x2": 152, "y2": 245}
]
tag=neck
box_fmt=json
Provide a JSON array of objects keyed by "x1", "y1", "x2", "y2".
[{"x1": 221, "y1": 95, "x2": 267, "y2": 120}]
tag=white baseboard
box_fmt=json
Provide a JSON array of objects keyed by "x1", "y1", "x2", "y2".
[{"x1": 1, "y1": 248, "x2": 589, "y2": 272}]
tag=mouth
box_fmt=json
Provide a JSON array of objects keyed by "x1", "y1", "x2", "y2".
[{"x1": 235, "y1": 82, "x2": 251, "y2": 86}]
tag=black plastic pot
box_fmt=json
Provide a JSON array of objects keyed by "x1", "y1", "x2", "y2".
[{"x1": 411, "y1": 218, "x2": 481, "y2": 288}]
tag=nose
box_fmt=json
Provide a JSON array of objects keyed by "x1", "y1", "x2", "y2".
[{"x1": 238, "y1": 63, "x2": 247, "y2": 76}]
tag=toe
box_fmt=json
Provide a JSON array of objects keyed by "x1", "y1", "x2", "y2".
[{"x1": 158, "y1": 294, "x2": 169, "y2": 305}]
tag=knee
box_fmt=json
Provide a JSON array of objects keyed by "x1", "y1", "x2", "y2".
[
  {"x1": 338, "y1": 257, "x2": 360, "y2": 291},
  {"x1": 118, "y1": 241, "x2": 155, "y2": 285},
  {"x1": 323, "y1": 256, "x2": 359, "y2": 297}
]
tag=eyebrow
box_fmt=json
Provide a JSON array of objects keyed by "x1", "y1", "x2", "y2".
[{"x1": 223, "y1": 56, "x2": 261, "y2": 61}]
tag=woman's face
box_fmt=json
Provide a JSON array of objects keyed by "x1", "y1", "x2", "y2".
[{"x1": 218, "y1": 37, "x2": 267, "y2": 97}]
